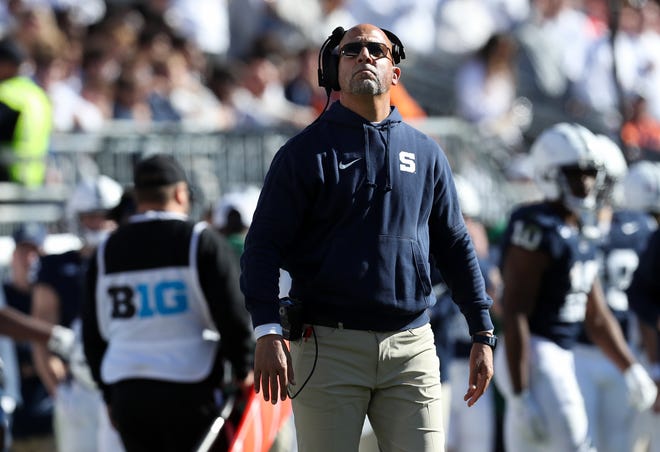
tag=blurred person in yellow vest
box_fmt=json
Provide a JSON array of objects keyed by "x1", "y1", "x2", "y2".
[{"x1": 0, "y1": 36, "x2": 52, "y2": 187}]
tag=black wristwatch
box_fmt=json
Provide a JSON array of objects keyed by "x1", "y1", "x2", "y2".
[{"x1": 472, "y1": 334, "x2": 498, "y2": 350}]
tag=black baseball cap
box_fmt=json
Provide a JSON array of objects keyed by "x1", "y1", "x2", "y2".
[
  {"x1": 12, "y1": 222, "x2": 47, "y2": 248},
  {"x1": 133, "y1": 154, "x2": 188, "y2": 189}
]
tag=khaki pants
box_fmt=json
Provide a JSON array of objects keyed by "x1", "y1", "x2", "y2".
[{"x1": 290, "y1": 323, "x2": 444, "y2": 452}]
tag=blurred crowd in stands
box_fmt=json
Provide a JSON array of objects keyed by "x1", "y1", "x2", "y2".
[{"x1": 0, "y1": 0, "x2": 658, "y2": 186}]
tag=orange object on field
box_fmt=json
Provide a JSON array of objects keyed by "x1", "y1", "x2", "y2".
[
  {"x1": 228, "y1": 389, "x2": 293, "y2": 452},
  {"x1": 390, "y1": 83, "x2": 427, "y2": 120}
]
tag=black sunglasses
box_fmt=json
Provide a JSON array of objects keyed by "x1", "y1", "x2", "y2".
[{"x1": 339, "y1": 42, "x2": 391, "y2": 60}]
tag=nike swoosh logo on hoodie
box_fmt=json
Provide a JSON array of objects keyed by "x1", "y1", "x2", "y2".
[{"x1": 339, "y1": 158, "x2": 362, "y2": 170}]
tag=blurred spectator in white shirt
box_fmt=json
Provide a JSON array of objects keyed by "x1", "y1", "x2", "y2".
[
  {"x1": 346, "y1": 0, "x2": 440, "y2": 56},
  {"x1": 164, "y1": 0, "x2": 230, "y2": 57},
  {"x1": 112, "y1": 66, "x2": 152, "y2": 126},
  {"x1": 32, "y1": 41, "x2": 106, "y2": 132},
  {"x1": 455, "y1": 33, "x2": 528, "y2": 148},
  {"x1": 313, "y1": 0, "x2": 357, "y2": 45},
  {"x1": 638, "y1": 0, "x2": 660, "y2": 121},
  {"x1": 571, "y1": 3, "x2": 654, "y2": 132},
  {"x1": 435, "y1": 0, "x2": 529, "y2": 56},
  {"x1": 514, "y1": 0, "x2": 596, "y2": 109},
  {"x1": 435, "y1": 0, "x2": 497, "y2": 56},
  {"x1": 164, "y1": 48, "x2": 236, "y2": 130},
  {"x1": 482, "y1": 0, "x2": 530, "y2": 31},
  {"x1": 231, "y1": 51, "x2": 315, "y2": 129}
]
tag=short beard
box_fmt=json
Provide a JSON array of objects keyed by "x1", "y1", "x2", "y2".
[{"x1": 349, "y1": 78, "x2": 384, "y2": 95}]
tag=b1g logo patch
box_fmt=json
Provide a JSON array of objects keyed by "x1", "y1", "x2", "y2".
[
  {"x1": 108, "y1": 280, "x2": 189, "y2": 319},
  {"x1": 399, "y1": 151, "x2": 416, "y2": 173}
]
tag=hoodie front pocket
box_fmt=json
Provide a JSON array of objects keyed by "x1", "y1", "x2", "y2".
[
  {"x1": 312, "y1": 235, "x2": 432, "y2": 309},
  {"x1": 373, "y1": 236, "x2": 433, "y2": 307}
]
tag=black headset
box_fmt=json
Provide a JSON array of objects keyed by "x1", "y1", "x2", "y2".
[{"x1": 317, "y1": 26, "x2": 406, "y2": 94}]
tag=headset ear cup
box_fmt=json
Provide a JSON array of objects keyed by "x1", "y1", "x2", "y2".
[
  {"x1": 318, "y1": 27, "x2": 345, "y2": 92},
  {"x1": 318, "y1": 42, "x2": 330, "y2": 89},
  {"x1": 327, "y1": 53, "x2": 340, "y2": 91},
  {"x1": 381, "y1": 29, "x2": 405, "y2": 64}
]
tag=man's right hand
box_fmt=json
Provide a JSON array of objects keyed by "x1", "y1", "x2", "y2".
[{"x1": 254, "y1": 334, "x2": 295, "y2": 404}]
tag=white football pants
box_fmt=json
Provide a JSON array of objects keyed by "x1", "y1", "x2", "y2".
[
  {"x1": 574, "y1": 343, "x2": 635, "y2": 452},
  {"x1": 54, "y1": 380, "x2": 124, "y2": 452},
  {"x1": 494, "y1": 335, "x2": 594, "y2": 452}
]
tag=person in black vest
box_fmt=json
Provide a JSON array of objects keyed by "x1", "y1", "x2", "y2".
[{"x1": 82, "y1": 154, "x2": 254, "y2": 452}]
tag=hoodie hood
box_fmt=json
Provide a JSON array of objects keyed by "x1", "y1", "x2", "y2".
[{"x1": 322, "y1": 101, "x2": 403, "y2": 191}]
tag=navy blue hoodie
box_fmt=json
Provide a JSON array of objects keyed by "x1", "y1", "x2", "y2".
[{"x1": 241, "y1": 101, "x2": 493, "y2": 334}]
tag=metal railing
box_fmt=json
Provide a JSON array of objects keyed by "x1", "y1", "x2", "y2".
[{"x1": 0, "y1": 118, "x2": 530, "y2": 235}]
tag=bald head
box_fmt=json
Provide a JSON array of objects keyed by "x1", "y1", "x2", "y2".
[
  {"x1": 336, "y1": 23, "x2": 400, "y2": 95},
  {"x1": 339, "y1": 24, "x2": 393, "y2": 53}
]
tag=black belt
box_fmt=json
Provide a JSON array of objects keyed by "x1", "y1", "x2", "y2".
[
  {"x1": 304, "y1": 312, "x2": 424, "y2": 332},
  {"x1": 305, "y1": 314, "x2": 356, "y2": 330}
]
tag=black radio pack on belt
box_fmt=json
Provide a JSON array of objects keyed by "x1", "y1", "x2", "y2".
[
  {"x1": 279, "y1": 297, "x2": 318, "y2": 399},
  {"x1": 279, "y1": 297, "x2": 304, "y2": 341}
]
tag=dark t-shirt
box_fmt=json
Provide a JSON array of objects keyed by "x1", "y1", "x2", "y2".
[{"x1": 35, "y1": 250, "x2": 87, "y2": 328}]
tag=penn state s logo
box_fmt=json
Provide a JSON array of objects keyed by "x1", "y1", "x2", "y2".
[{"x1": 399, "y1": 151, "x2": 416, "y2": 173}]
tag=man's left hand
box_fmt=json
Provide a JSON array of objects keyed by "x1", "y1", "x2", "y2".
[{"x1": 464, "y1": 343, "x2": 494, "y2": 407}]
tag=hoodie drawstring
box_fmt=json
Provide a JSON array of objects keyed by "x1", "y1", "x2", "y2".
[
  {"x1": 364, "y1": 126, "x2": 377, "y2": 188},
  {"x1": 384, "y1": 124, "x2": 392, "y2": 192},
  {"x1": 363, "y1": 122, "x2": 393, "y2": 192}
]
